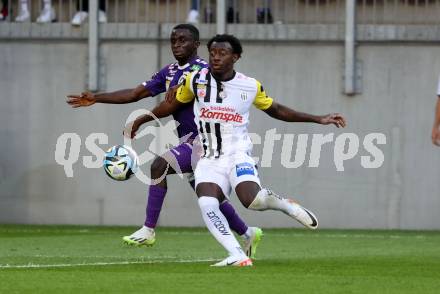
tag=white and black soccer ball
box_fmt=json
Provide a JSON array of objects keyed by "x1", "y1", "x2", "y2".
[{"x1": 103, "y1": 145, "x2": 139, "y2": 181}]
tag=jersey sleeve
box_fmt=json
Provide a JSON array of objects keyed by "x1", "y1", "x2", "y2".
[
  {"x1": 176, "y1": 72, "x2": 195, "y2": 103},
  {"x1": 253, "y1": 80, "x2": 273, "y2": 110},
  {"x1": 142, "y1": 65, "x2": 169, "y2": 96}
]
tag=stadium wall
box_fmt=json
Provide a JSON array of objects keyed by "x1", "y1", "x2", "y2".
[{"x1": 1, "y1": 37, "x2": 439, "y2": 229}]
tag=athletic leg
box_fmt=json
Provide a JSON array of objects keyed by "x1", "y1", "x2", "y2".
[
  {"x1": 123, "y1": 144, "x2": 185, "y2": 246},
  {"x1": 195, "y1": 180, "x2": 251, "y2": 267},
  {"x1": 189, "y1": 145, "x2": 262, "y2": 257},
  {"x1": 231, "y1": 155, "x2": 318, "y2": 230},
  {"x1": 193, "y1": 157, "x2": 252, "y2": 266}
]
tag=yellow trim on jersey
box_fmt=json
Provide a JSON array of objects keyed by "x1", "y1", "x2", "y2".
[
  {"x1": 253, "y1": 80, "x2": 273, "y2": 110},
  {"x1": 176, "y1": 73, "x2": 195, "y2": 103}
]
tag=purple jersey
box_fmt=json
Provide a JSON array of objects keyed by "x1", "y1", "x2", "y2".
[{"x1": 142, "y1": 56, "x2": 208, "y2": 140}]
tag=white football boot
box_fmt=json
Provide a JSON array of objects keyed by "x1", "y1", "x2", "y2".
[
  {"x1": 36, "y1": 7, "x2": 56, "y2": 23},
  {"x1": 122, "y1": 226, "x2": 156, "y2": 247},
  {"x1": 211, "y1": 255, "x2": 253, "y2": 267},
  {"x1": 263, "y1": 189, "x2": 318, "y2": 230},
  {"x1": 285, "y1": 199, "x2": 318, "y2": 229}
]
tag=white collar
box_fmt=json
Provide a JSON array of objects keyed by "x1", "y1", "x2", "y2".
[{"x1": 177, "y1": 63, "x2": 190, "y2": 70}]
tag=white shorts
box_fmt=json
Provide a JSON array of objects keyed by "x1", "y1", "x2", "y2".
[{"x1": 194, "y1": 152, "x2": 261, "y2": 197}]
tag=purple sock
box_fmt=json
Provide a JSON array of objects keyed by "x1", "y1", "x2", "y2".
[
  {"x1": 144, "y1": 185, "x2": 167, "y2": 228},
  {"x1": 219, "y1": 201, "x2": 248, "y2": 236}
]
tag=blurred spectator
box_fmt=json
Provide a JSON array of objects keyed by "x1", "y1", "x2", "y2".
[
  {"x1": 186, "y1": 0, "x2": 272, "y2": 24},
  {"x1": 186, "y1": 0, "x2": 199, "y2": 23},
  {"x1": 226, "y1": 2, "x2": 239, "y2": 24},
  {"x1": 256, "y1": 5, "x2": 273, "y2": 24},
  {"x1": 186, "y1": 0, "x2": 237, "y2": 24},
  {"x1": 71, "y1": 0, "x2": 107, "y2": 26},
  {"x1": 14, "y1": 0, "x2": 31, "y2": 22},
  {"x1": 0, "y1": 0, "x2": 7, "y2": 21},
  {"x1": 36, "y1": 0, "x2": 56, "y2": 23},
  {"x1": 0, "y1": 0, "x2": 55, "y2": 23}
]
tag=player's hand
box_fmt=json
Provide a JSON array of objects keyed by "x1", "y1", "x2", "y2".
[
  {"x1": 123, "y1": 120, "x2": 141, "y2": 139},
  {"x1": 432, "y1": 125, "x2": 440, "y2": 146},
  {"x1": 66, "y1": 92, "x2": 96, "y2": 108},
  {"x1": 165, "y1": 85, "x2": 179, "y2": 103},
  {"x1": 319, "y1": 113, "x2": 346, "y2": 128}
]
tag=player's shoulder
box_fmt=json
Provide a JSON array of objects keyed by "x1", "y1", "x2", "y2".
[
  {"x1": 234, "y1": 71, "x2": 261, "y2": 88},
  {"x1": 167, "y1": 61, "x2": 179, "y2": 70},
  {"x1": 190, "y1": 66, "x2": 209, "y2": 78},
  {"x1": 194, "y1": 57, "x2": 208, "y2": 66},
  {"x1": 189, "y1": 58, "x2": 208, "y2": 72},
  {"x1": 156, "y1": 62, "x2": 178, "y2": 74}
]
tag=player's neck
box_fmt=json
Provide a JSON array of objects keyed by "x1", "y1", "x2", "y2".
[
  {"x1": 212, "y1": 70, "x2": 236, "y2": 82},
  {"x1": 176, "y1": 53, "x2": 197, "y2": 66}
]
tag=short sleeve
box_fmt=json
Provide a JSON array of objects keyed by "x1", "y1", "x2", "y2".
[
  {"x1": 142, "y1": 65, "x2": 169, "y2": 96},
  {"x1": 176, "y1": 73, "x2": 195, "y2": 103},
  {"x1": 253, "y1": 80, "x2": 273, "y2": 110}
]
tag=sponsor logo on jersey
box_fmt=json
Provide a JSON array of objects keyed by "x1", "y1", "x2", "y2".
[
  {"x1": 240, "y1": 92, "x2": 248, "y2": 101},
  {"x1": 206, "y1": 211, "x2": 230, "y2": 235},
  {"x1": 196, "y1": 78, "x2": 208, "y2": 85},
  {"x1": 236, "y1": 162, "x2": 255, "y2": 177},
  {"x1": 199, "y1": 107, "x2": 243, "y2": 123},
  {"x1": 197, "y1": 89, "x2": 206, "y2": 98},
  {"x1": 191, "y1": 64, "x2": 202, "y2": 71}
]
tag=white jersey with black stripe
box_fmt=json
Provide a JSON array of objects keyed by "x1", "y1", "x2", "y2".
[{"x1": 176, "y1": 68, "x2": 273, "y2": 158}]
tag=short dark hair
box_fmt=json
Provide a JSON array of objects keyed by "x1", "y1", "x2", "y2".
[
  {"x1": 172, "y1": 24, "x2": 200, "y2": 41},
  {"x1": 207, "y1": 34, "x2": 243, "y2": 57}
]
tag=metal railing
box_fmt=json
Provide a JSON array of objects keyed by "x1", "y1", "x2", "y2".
[{"x1": 1, "y1": 0, "x2": 439, "y2": 25}]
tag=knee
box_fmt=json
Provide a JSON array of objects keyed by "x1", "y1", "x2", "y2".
[
  {"x1": 245, "y1": 189, "x2": 267, "y2": 211},
  {"x1": 239, "y1": 193, "x2": 255, "y2": 208},
  {"x1": 150, "y1": 157, "x2": 169, "y2": 179},
  {"x1": 235, "y1": 182, "x2": 260, "y2": 208}
]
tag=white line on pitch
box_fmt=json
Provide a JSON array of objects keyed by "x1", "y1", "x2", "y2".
[
  {"x1": 0, "y1": 258, "x2": 218, "y2": 269},
  {"x1": 161, "y1": 231, "x2": 428, "y2": 239}
]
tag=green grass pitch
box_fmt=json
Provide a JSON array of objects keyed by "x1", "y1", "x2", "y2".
[{"x1": 1, "y1": 225, "x2": 439, "y2": 293}]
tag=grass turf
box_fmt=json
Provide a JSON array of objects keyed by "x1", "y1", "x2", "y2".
[{"x1": 0, "y1": 225, "x2": 439, "y2": 293}]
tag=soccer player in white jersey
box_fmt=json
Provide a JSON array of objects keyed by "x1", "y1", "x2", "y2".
[
  {"x1": 432, "y1": 75, "x2": 440, "y2": 146},
  {"x1": 128, "y1": 34, "x2": 346, "y2": 267}
]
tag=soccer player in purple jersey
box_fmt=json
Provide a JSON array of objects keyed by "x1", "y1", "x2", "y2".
[{"x1": 66, "y1": 24, "x2": 262, "y2": 258}]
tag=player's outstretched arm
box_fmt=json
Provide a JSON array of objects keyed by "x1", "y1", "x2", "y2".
[
  {"x1": 124, "y1": 98, "x2": 183, "y2": 139},
  {"x1": 263, "y1": 101, "x2": 347, "y2": 128},
  {"x1": 66, "y1": 84, "x2": 152, "y2": 108},
  {"x1": 432, "y1": 97, "x2": 440, "y2": 146}
]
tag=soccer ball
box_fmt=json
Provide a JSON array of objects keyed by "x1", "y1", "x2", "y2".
[{"x1": 103, "y1": 145, "x2": 139, "y2": 181}]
